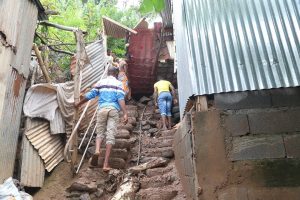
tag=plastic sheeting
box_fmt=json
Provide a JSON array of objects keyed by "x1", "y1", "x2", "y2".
[{"x1": 23, "y1": 82, "x2": 74, "y2": 134}]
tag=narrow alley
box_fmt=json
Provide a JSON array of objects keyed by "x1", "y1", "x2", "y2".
[{"x1": 33, "y1": 98, "x2": 185, "y2": 200}]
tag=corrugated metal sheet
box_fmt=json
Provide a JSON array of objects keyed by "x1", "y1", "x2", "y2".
[
  {"x1": 103, "y1": 16, "x2": 137, "y2": 38},
  {"x1": 20, "y1": 119, "x2": 45, "y2": 188},
  {"x1": 70, "y1": 40, "x2": 106, "y2": 132},
  {"x1": 24, "y1": 119, "x2": 64, "y2": 172},
  {"x1": 128, "y1": 28, "x2": 160, "y2": 95},
  {"x1": 174, "y1": 0, "x2": 300, "y2": 115},
  {"x1": 0, "y1": 69, "x2": 27, "y2": 182},
  {"x1": 161, "y1": 0, "x2": 173, "y2": 28}
]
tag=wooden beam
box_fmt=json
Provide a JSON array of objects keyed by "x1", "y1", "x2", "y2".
[
  {"x1": 195, "y1": 95, "x2": 208, "y2": 112},
  {"x1": 33, "y1": 44, "x2": 51, "y2": 83}
]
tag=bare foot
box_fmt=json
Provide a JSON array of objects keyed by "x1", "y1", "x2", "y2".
[{"x1": 103, "y1": 166, "x2": 112, "y2": 172}]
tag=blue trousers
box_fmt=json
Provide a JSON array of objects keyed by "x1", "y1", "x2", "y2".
[{"x1": 158, "y1": 92, "x2": 172, "y2": 116}]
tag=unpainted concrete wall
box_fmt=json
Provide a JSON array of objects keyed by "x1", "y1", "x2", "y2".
[
  {"x1": 174, "y1": 87, "x2": 300, "y2": 199},
  {"x1": 173, "y1": 113, "x2": 198, "y2": 199}
]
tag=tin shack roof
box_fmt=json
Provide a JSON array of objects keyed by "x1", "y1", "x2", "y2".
[
  {"x1": 103, "y1": 16, "x2": 137, "y2": 38},
  {"x1": 174, "y1": 0, "x2": 300, "y2": 115}
]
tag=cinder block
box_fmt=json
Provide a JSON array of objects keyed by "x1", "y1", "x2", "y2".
[
  {"x1": 248, "y1": 109, "x2": 300, "y2": 134},
  {"x1": 224, "y1": 114, "x2": 249, "y2": 136},
  {"x1": 215, "y1": 90, "x2": 272, "y2": 110},
  {"x1": 230, "y1": 135, "x2": 285, "y2": 161},
  {"x1": 284, "y1": 134, "x2": 300, "y2": 158},
  {"x1": 271, "y1": 87, "x2": 300, "y2": 107}
]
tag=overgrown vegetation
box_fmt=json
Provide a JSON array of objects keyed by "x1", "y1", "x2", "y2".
[{"x1": 36, "y1": 0, "x2": 142, "y2": 72}]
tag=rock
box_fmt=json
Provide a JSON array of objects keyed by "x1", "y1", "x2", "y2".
[
  {"x1": 140, "y1": 174, "x2": 176, "y2": 189},
  {"x1": 148, "y1": 128, "x2": 158, "y2": 134},
  {"x1": 147, "y1": 101, "x2": 154, "y2": 106},
  {"x1": 95, "y1": 189, "x2": 104, "y2": 198},
  {"x1": 139, "y1": 96, "x2": 151, "y2": 103},
  {"x1": 143, "y1": 147, "x2": 174, "y2": 158},
  {"x1": 142, "y1": 125, "x2": 151, "y2": 130},
  {"x1": 116, "y1": 129, "x2": 130, "y2": 139},
  {"x1": 66, "y1": 191, "x2": 82, "y2": 198},
  {"x1": 128, "y1": 157, "x2": 169, "y2": 174},
  {"x1": 141, "y1": 121, "x2": 148, "y2": 126},
  {"x1": 79, "y1": 193, "x2": 91, "y2": 200},
  {"x1": 67, "y1": 182, "x2": 97, "y2": 193},
  {"x1": 147, "y1": 120, "x2": 157, "y2": 126},
  {"x1": 146, "y1": 166, "x2": 173, "y2": 177},
  {"x1": 118, "y1": 123, "x2": 134, "y2": 131}
]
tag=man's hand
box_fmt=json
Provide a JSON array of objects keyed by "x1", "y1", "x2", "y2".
[
  {"x1": 74, "y1": 102, "x2": 80, "y2": 108},
  {"x1": 122, "y1": 113, "x2": 128, "y2": 124},
  {"x1": 155, "y1": 102, "x2": 158, "y2": 107}
]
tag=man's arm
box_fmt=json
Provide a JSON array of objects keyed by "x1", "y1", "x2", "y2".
[
  {"x1": 153, "y1": 86, "x2": 158, "y2": 107},
  {"x1": 170, "y1": 84, "x2": 178, "y2": 105},
  {"x1": 119, "y1": 99, "x2": 128, "y2": 124},
  {"x1": 75, "y1": 89, "x2": 98, "y2": 108}
]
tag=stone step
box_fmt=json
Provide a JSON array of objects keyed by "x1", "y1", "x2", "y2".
[
  {"x1": 146, "y1": 165, "x2": 173, "y2": 177},
  {"x1": 118, "y1": 123, "x2": 134, "y2": 132},
  {"x1": 136, "y1": 188, "x2": 178, "y2": 200},
  {"x1": 119, "y1": 117, "x2": 137, "y2": 126},
  {"x1": 89, "y1": 157, "x2": 126, "y2": 169},
  {"x1": 119, "y1": 110, "x2": 138, "y2": 118},
  {"x1": 142, "y1": 138, "x2": 173, "y2": 148},
  {"x1": 116, "y1": 129, "x2": 130, "y2": 139},
  {"x1": 159, "y1": 129, "x2": 176, "y2": 138},
  {"x1": 88, "y1": 147, "x2": 128, "y2": 160},
  {"x1": 100, "y1": 139, "x2": 132, "y2": 149},
  {"x1": 139, "y1": 174, "x2": 177, "y2": 189},
  {"x1": 142, "y1": 147, "x2": 174, "y2": 159}
]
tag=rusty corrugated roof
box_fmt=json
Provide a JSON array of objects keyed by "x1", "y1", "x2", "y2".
[
  {"x1": 24, "y1": 119, "x2": 64, "y2": 172},
  {"x1": 20, "y1": 119, "x2": 45, "y2": 188},
  {"x1": 103, "y1": 16, "x2": 137, "y2": 38}
]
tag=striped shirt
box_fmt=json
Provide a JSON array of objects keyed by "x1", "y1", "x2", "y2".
[{"x1": 85, "y1": 76, "x2": 125, "y2": 111}]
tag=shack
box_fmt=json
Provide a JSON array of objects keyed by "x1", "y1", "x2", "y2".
[
  {"x1": 0, "y1": 0, "x2": 46, "y2": 182},
  {"x1": 172, "y1": 0, "x2": 300, "y2": 199}
]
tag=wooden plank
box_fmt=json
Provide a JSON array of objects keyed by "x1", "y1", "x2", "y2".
[{"x1": 196, "y1": 95, "x2": 208, "y2": 112}]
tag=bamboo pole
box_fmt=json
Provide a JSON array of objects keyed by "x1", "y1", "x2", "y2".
[{"x1": 33, "y1": 44, "x2": 51, "y2": 83}]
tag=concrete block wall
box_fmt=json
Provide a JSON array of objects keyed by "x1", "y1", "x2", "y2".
[{"x1": 174, "y1": 87, "x2": 300, "y2": 199}]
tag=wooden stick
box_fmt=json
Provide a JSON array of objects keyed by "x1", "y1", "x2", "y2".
[
  {"x1": 33, "y1": 44, "x2": 51, "y2": 83},
  {"x1": 39, "y1": 21, "x2": 87, "y2": 34}
]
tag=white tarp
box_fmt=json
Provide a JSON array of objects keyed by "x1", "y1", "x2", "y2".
[
  {"x1": 0, "y1": 178, "x2": 32, "y2": 200},
  {"x1": 23, "y1": 82, "x2": 74, "y2": 134}
]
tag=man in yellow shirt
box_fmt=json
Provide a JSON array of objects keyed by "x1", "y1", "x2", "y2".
[{"x1": 154, "y1": 76, "x2": 178, "y2": 130}]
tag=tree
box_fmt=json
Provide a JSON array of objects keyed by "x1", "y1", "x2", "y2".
[{"x1": 37, "y1": 0, "x2": 141, "y2": 73}]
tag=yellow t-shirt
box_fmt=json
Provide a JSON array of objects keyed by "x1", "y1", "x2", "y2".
[{"x1": 154, "y1": 80, "x2": 171, "y2": 95}]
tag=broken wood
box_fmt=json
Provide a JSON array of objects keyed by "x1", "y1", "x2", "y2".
[
  {"x1": 111, "y1": 178, "x2": 139, "y2": 200},
  {"x1": 128, "y1": 157, "x2": 169, "y2": 174},
  {"x1": 33, "y1": 44, "x2": 51, "y2": 83}
]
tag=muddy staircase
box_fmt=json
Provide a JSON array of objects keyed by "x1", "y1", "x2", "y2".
[{"x1": 65, "y1": 99, "x2": 186, "y2": 200}]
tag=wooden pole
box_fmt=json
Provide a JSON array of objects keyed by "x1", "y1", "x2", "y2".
[
  {"x1": 70, "y1": 30, "x2": 86, "y2": 172},
  {"x1": 33, "y1": 44, "x2": 51, "y2": 83}
]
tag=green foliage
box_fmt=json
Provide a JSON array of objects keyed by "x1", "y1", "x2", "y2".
[
  {"x1": 38, "y1": 0, "x2": 141, "y2": 70},
  {"x1": 139, "y1": 0, "x2": 165, "y2": 14}
]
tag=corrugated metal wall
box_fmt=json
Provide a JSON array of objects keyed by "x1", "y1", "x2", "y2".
[
  {"x1": 0, "y1": 0, "x2": 38, "y2": 182},
  {"x1": 174, "y1": 0, "x2": 300, "y2": 114}
]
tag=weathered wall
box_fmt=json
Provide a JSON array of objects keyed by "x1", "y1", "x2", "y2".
[
  {"x1": 173, "y1": 113, "x2": 198, "y2": 199},
  {"x1": 174, "y1": 87, "x2": 300, "y2": 199},
  {"x1": 0, "y1": 0, "x2": 38, "y2": 182}
]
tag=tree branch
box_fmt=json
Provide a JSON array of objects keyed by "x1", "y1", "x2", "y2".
[
  {"x1": 35, "y1": 33, "x2": 74, "y2": 56},
  {"x1": 39, "y1": 21, "x2": 87, "y2": 34}
]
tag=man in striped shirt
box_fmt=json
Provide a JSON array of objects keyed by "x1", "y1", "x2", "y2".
[{"x1": 76, "y1": 66, "x2": 128, "y2": 172}]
